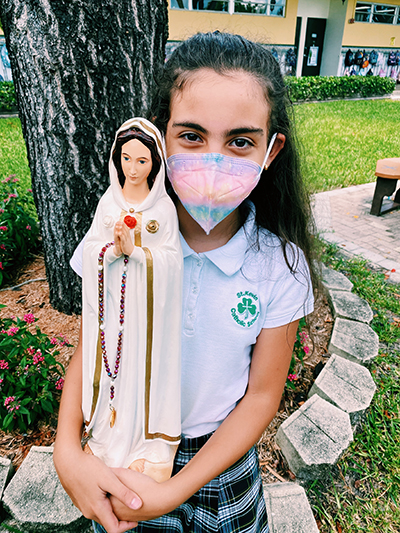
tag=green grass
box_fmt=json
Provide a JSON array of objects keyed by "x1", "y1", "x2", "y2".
[
  {"x1": 308, "y1": 244, "x2": 400, "y2": 532},
  {"x1": 294, "y1": 99, "x2": 400, "y2": 193},
  {"x1": 0, "y1": 118, "x2": 31, "y2": 190}
]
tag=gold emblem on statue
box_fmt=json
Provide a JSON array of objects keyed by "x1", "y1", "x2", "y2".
[
  {"x1": 129, "y1": 207, "x2": 135, "y2": 213},
  {"x1": 110, "y1": 406, "x2": 116, "y2": 428},
  {"x1": 146, "y1": 220, "x2": 159, "y2": 234}
]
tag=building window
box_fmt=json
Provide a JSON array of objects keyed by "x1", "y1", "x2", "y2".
[
  {"x1": 170, "y1": 0, "x2": 285, "y2": 15},
  {"x1": 355, "y1": 2, "x2": 400, "y2": 24}
]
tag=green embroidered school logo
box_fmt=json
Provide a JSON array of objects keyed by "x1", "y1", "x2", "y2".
[{"x1": 231, "y1": 291, "x2": 260, "y2": 328}]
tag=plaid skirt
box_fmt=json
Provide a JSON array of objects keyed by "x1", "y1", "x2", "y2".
[{"x1": 93, "y1": 433, "x2": 269, "y2": 533}]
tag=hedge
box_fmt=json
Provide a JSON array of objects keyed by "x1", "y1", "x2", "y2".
[
  {"x1": 0, "y1": 81, "x2": 17, "y2": 112},
  {"x1": 285, "y1": 75, "x2": 396, "y2": 102},
  {"x1": 0, "y1": 76, "x2": 396, "y2": 112}
]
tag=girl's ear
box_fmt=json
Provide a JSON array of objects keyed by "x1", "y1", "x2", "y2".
[{"x1": 264, "y1": 133, "x2": 285, "y2": 170}]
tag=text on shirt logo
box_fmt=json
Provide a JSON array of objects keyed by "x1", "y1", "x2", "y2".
[{"x1": 231, "y1": 291, "x2": 260, "y2": 328}]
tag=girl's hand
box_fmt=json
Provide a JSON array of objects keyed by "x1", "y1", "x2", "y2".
[
  {"x1": 54, "y1": 446, "x2": 142, "y2": 533},
  {"x1": 114, "y1": 221, "x2": 134, "y2": 257},
  {"x1": 110, "y1": 469, "x2": 178, "y2": 523}
]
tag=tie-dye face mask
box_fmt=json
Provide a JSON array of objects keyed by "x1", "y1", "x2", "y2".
[{"x1": 167, "y1": 133, "x2": 277, "y2": 235}]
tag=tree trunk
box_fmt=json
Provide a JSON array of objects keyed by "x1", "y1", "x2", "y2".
[{"x1": 0, "y1": 0, "x2": 168, "y2": 314}]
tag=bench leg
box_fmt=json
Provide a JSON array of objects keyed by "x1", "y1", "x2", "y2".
[{"x1": 370, "y1": 177, "x2": 397, "y2": 216}]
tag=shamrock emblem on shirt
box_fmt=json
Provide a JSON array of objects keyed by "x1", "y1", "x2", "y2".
[
  {"x1": 231, "y1": 291, "x2": 260, "y2": 328},
  {"x1": 237, "y1": 297, "x2": 257, "y2": 320}
]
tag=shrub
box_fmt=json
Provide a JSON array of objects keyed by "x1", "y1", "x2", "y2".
[
  {"x1": 0, "y1": 306, "x2": 68, "y2": 432},
  {"x1": 0, "y1": 175, "x2": 40, "y2": 287},
  {"x1": 0, "y1": 82, "x2": 17, "y2": 112},
  {"x1": 285, "y1": 76, "x2": 396, "y2": 102}
]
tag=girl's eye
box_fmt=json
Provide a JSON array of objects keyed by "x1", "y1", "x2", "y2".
[
  {"x1": 230, "y1": 138, "x2": 253, "y2": 149},
  {"x1": 123, "y1": 156, "x2": 130, "y2": 161},
  {"x1": 139, "y1": 160, "x2": 147, "y2": 165},
  {"x1": 181, "y1": 132, "x2": 202, "y2": 143}
]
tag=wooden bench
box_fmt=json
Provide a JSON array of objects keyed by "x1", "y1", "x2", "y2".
[{"x1": 370, "y1": 157, "x2": 400, "y2": 216}]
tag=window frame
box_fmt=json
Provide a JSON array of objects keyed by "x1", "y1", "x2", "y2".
[
  {"x1": 170, "y1": 0, "x2": 286, "y2": 17},
  {"x1": 354, "y1": 1, "x2": 400, "y2": 25}
]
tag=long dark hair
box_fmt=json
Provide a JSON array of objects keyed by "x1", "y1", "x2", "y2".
[
  {"x1": 112, "y1": 128, "x2": 161, "y2": 190},
  {"x1": 151, "y1": 31, "x2": 318, "y2": 289}
]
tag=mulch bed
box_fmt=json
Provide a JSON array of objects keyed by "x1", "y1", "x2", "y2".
[{"x1": 0, "y1": 254, "x2": 333, "y2": 477}]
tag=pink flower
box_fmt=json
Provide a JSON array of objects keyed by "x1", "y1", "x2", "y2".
[
  {"x1": 4, "y1": 396, "x2": 15, "y2": 406},
  {"x1": 27, "y1": 189, "x2": 32, "y2": 193},
  {"x1": 7, "y1": 327, "x2": 19, "y2": 336},
  {"x1": 23, "y1": 313, "x2": 35, "y2": 324},
  {"x1": 0, "y1": 244, "x2": 5, "y2": 250},
  {"x1": 0, "y1": 226, "x2": 7, "y2": 231},
  {"x1": 58, "y1": 334, "x2": 70, "y2": 346},
  {"x1": 4, "y1": 396, "x2": 20, "y2": 412},
  {"x1": 12, "y1": 178, "x2": 19, "y2": 183},
  {"x1": 55, "y1": 377, "x2": 64, "y2": 390},
  {"x1": 0, "y1": 209, "x2": 4, "y2": 213},
  {"x1": 27, "y1": 347, "x2": 35, "y2": 355},
  {"x1": 303, "y1": 346, "x2": 310, "y2": 355},
  {"x1": 26, "y1": 225, "x2": 31, "y2": 231},
  {"x1": 50, "y1": 337, "x2": 58, "y2": 345},
  {"x1": 3, "y1": 199, "x2": 7, "y2": 203},
  {"x1": 0, "y1": 360, "x2": 8, "y2": 370},
  {"x1": 0, "y1": 378, "x2": 3, "y2": 385},
  {"x1": 8, "y1": 194, "x2": 17, "y2": 198},
  {"x1": 33, "y1": 350, "x2": 44, "y2": 365},
  {"x1": 0, "y1": 262, "x2": 3, "y2": 270},
  {"x1": 2, "y1": 177, "x2": 11, "y2": 183},
  {"x1": 287, "y1": 374, "x2": 298, "y2": 382}
]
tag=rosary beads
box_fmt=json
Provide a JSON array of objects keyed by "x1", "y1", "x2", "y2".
[{"x1": 98, "y1": 242, "x2": 129, "y2": 428}]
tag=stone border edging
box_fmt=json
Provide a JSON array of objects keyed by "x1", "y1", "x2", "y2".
[{"x1": 267, "y1": 262, "x2": 380, "y2": 531}]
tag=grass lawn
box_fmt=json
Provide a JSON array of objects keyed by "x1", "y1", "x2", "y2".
[
  {"x1": 311, "y1": 245, "x2": 400, "y2": 533},
  {"x1": 0, "y1": 117, "x2": 31, "y2": 191},
  {"x1": 294, "y1": 99, "x2": 400, "y2": 193}
]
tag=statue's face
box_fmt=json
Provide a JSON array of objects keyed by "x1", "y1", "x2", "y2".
[{"x1": 121, "y1": 139, "x2": 152, "y2": 190}]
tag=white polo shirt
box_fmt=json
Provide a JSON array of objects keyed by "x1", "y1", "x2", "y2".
[{"x1": 70, "y1": 211, "x2": 313, "y2": 439}]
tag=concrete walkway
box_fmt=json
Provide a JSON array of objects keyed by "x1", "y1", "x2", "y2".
[{"x1": 313, "y1": 181, "x2": 400, "y2": 284}]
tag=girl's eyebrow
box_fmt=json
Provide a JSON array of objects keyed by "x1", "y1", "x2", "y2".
[
  {"x1": 171, "y1": 122, "x2": 264, "y2": 138},
  {"x1": 172, "y1": 122, "x2": 207, "y2": 134},
  {"x1": 226, "y1": 127, "x2": 264, "y2": 137}
]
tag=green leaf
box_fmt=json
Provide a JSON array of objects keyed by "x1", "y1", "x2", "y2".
[{"x1": 40, "y1": 399, "x2": 53, "y2": 413}]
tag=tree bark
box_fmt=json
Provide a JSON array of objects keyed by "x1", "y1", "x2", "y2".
[{"x1": 0, "y1": 0, "x2": 168, "y2": 314}]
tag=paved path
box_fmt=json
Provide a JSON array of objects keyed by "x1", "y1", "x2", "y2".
[{"x1": 313, "y1": 181, "x2": 400, "y2": 284}]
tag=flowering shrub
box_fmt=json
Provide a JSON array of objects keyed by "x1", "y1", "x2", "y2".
[
  {"x1": 286, "y1": 318, "x2": 308, "y2": 390},
  {"x1": 0, "y1": 305, "x2": 68, "y2": 431},
  {"x1": 0, "y1": 175, "x2": 40, "y2": 287}
]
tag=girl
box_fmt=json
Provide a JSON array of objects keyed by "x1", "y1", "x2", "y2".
[
  {"x1": 54, "y1": 31, "x2": 316, "y2": 533},
  {"x1": 81, "y1": 118, "x2": 182, "y2": 482}
]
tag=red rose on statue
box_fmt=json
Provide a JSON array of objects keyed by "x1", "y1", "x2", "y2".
[{"x1": 124, "y1": 215, "x2": 137, "y2": 229}]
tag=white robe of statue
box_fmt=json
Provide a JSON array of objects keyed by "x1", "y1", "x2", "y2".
[{"x1": 81, "y1": 118, "x2": 182, "y2": 482}]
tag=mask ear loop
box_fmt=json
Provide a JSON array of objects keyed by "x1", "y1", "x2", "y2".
[{"x1": 262, "y1": 133, "x2": 278, "y2": 171}]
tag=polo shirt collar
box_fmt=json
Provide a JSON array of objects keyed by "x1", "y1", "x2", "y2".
[{"x1": 180, "y1": 210, "x2": 255, "y2": 276}]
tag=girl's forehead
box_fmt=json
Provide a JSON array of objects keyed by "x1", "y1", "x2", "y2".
[{"x1": 169, "y1": 69, "x2": 270, "y2": 131}]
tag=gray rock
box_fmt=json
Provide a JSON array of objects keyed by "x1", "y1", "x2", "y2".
[
  {"x1": 329, "y1": 317, "x2": 379, "y2": 365},
  {"x1": 0, "y1": 518, "x2": 93, "y2": 533},
  {"x1": 308, "y1": 354, "x2": 376, "y2": 425},
  {"x1": 329, "y1": 290, "x2": 373, "y2": 324},
  {"x1": 275, "y1": 395, "x2": 353, "y2": 481},
  {"x1": 0, "y1": 456, "x2": 13, "y2": 502},
  {"x1": 2, "y1": 446, "x2": 90, "y2": 532},
  {"x1": 263, "y1": 482, "x2": 319, "y2": 533},
  {"x1": 320, "y1": 265, "x2": 353, "y2": 292}
]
